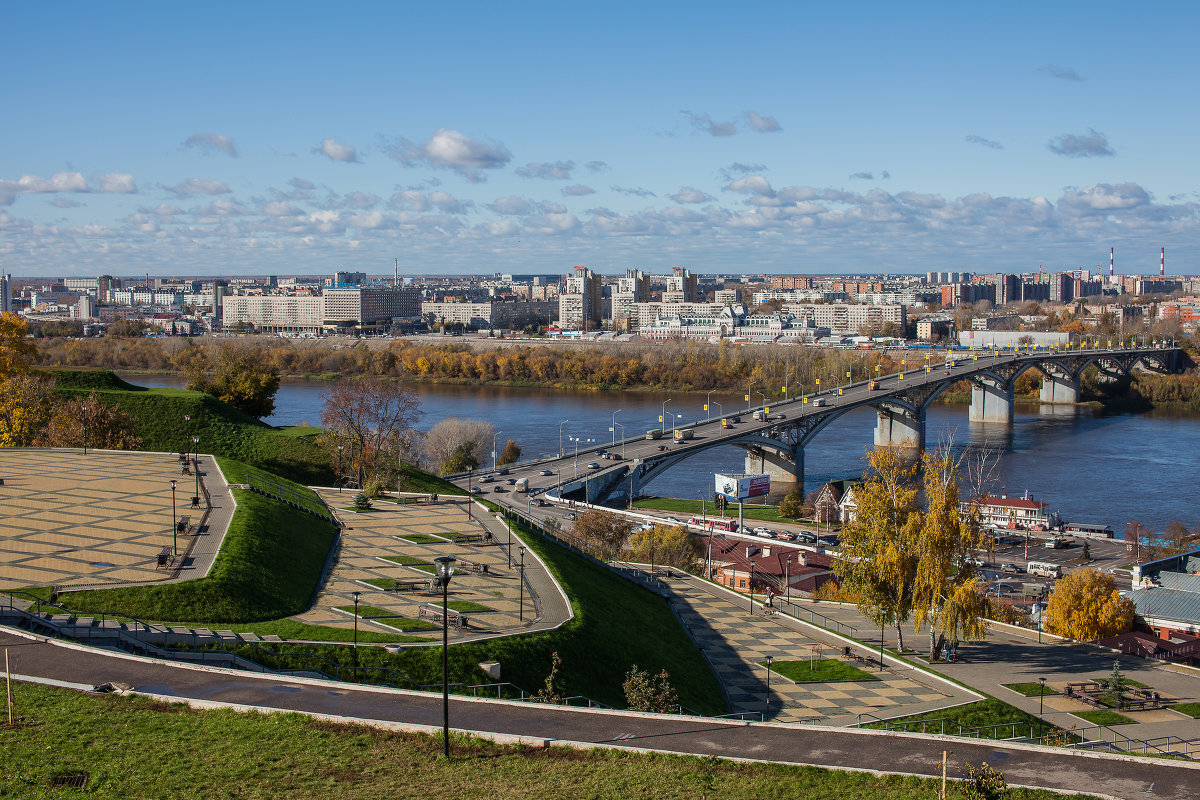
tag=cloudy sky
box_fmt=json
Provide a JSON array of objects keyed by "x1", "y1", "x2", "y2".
[{"x1": 3, "y1": 1, "x2": 1199, "y2": 277}]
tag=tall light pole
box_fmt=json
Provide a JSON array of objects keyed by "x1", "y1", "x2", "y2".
[
  {"x1": 661, "y1": 399, "x2": 671, "y2": 433},
  {"x1": 169, "y1": 479, "x2": 178, "y2": 557},
  {"x1": 611, "y1": 409, "x2": 621, "y2": 447},
  {"x1": 705, "y1": 392, "x2": 715, "y2": 421},
  {"x1": 612, "y1": 422, "x2": 625, "y2": 458},
  {"x1": 1039, "y1": 676, "x2": 1046, "y2": 718},
  {"x1": 191, "y1": 435, "x2": 200, "y2": 508},
  {"x1": 183, "y1": 414, "x2": 191, "y2": 462},
  {"x1": 746, "y1": 382, "x2": 755, "y2": 413},
  {"x1": 764, "y1": 655, "x2": 773, "y2": 719},
  {"x1": 559, "y1": 419, "x2": 569, "y2": 457},
  {"x1": 492, "y1": 430, "x2": 502, "y2": 472},
  {"x1": 352, "y1": 591, "x2": 361, "y2": 681},
  {"x1": 710, "y1": 400, "x2": 722, "y2": 421},
  {"x1": 748, "y1": 558, "x2": 755, "y2": 615},
  {"x1": 518, "y1": 546, "x2": 526, "y2": 622},
  {"x1": 434, "y1": 556, "x2": 457, "y2": 759},
  {"x1": 785, "y1": 553, "x2": 792, "y2": 604},
  {"x1": 783, "y1": 369, "x2": 794, "y2": 401}
]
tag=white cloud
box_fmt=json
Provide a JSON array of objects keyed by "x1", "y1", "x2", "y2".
[
  {"x1": 745, "y1": 111, "x2": 781, "y2": 133},
  {"x1": 611, "y1": 185, "x2": 657, "y2": 198},
  {"x1": 386, "y1": 129, "x2": 511, "y2": 182},
  {"x1": 161, "y1": 178, "x2": 231, "y2": 198},
  {"x1": 388, "y1": 190, "x2": 431, "y2": 212},
  {"x1": 725, "y1": 175, "x2": 774, "y2": 197},
  {"x1": 562, "y1": 184, "x2": 595, "y2": 196},
  {"x1": 516, "y1": 161, "x2": 575, "y2": 180},
  {"x1": 1038, "y1": 65, "x2": 1083, "y2": 81},
  {"x1": 681, "y1": 110, "x2": 737, "y2": 137},
  {"x1": 1048, "y1": 128, "x2": 1115, "y2": 158},
  {"x1": 488, "y1": 196, "x2": 533, "y2": 216},
  {"x1": 94, "y1": 172, "x2": 136, "y2": 193},
  {"x1": 183, "y1": 132, "x2": 238, "y2": 157},
  {"x1": 0, "y1": 171, "x2": 138, "y2": 205},
  {"x1": 314, "y1": 138, "x2": 360, "y2": 163},
  {"x1": 586, "y1": 161, "x2": 609, "y2": 173},
  {"x1": 429, "y1": 191, "x2": 471, "y2": 214},
  {"x1": 671, "y1": 187, "x2": 713, "y2": 204}
]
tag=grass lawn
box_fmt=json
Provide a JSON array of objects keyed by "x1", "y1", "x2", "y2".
[
  {"x1": 0, "y1": 683, "x2": 1098, "y2": 800},
  {"x1": 766, "y1": 659, "x2": 877, "y2": 683},
  {"x1": 1004, "y1": 682, "x2": 1060, "y2": 697},
  {"x1": 633, "y1": 497, "x2": 802, "y2": 526},
  {"x1": 1170, "y1": 702, "x2": 1200, "y2": 718},
  {"x1": 336, "y1": 604, "x2": 397, "y2": 619},
  {"x1": 396, "y1": 533, "x2": 443, "y2": 544},
  {"x1": 863, "y1": 697, "x2": 1062, "y2": 739},
  {"x1": 1075, "y1": 709, "x2": 1136, "y2": 726},
  {"x1": 446, "y1": 600, "x2": 492, "y2": 613},
  {"x1": 380, "y1": 555, "x2": 431, "y2": 566}
]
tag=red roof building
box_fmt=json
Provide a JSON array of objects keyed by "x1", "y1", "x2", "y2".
[{"x1": 706, "y1": 539, "x2": 835, "y2": 597}]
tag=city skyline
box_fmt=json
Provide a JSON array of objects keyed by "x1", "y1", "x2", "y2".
[{"x1": 3, "y1": 1, "x2": 1200, "y2": 277}]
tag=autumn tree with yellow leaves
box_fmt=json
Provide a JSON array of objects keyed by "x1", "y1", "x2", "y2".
[
  {"x1": 0, "y1": 312, "x2": 55, "y2": 447},
  {"x1": 1044, "y1": 569, "x2": 1135, "y2": 641}
]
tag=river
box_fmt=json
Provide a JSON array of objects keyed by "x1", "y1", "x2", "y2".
[{"x1": 126, "y1": 374, "x2": 1200, "y2": 535}]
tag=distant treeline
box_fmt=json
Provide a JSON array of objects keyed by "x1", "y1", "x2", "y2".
[{"x1": 32, "y1": 335, "x2": 1200, "y2": 408}]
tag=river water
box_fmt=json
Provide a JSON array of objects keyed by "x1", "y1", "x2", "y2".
[{"x1": 127, "y1": 375, "x2": 1199, "y2": 534}]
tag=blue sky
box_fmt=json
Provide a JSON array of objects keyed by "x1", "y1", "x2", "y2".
[{"x1": 3, "y1": 1, "x2": 1198, "y2": 277}]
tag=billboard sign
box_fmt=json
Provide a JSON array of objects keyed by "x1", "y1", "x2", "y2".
[{"x1": 715, "y1": 473, "x2": 770, "y2": 501}]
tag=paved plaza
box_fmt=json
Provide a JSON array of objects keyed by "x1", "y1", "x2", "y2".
[
  {"x1": 647, "y1": 570, "x2": 974, "y2": 724},
  {"x1": 0, "y1": 448, "x2": 227, "y2": 590},
  {"x1": 296, "y1": 491, "x2": 566, "y2": 641}
]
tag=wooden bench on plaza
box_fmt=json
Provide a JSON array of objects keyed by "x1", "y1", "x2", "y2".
[
  {"x1": 390, "y1": 577, "x2": 433, "y2": 593},
  {"x1": 156, "y1": 547, "x2": 174, "y2": 569},
  {"x1": 419, "y1": 603, "x2": 468, "y2": 628},
  {"x1": 176, "y1": 515, "x2": 194, "y2": 536},
  {"x1": 452, "y1": 534, "x2": 486, "y2": 546},
  {"x1": 455, "y1": 557, "x2": 490, "y2": 575}
]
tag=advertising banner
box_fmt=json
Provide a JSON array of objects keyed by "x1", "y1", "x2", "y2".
[{"x1": 715, "y1": 473, "x2": 771, "y2": 501}]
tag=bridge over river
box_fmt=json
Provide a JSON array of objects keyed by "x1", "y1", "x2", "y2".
[{"x1": 451, "y1": 343, "x2": 1184, "y2": 506}]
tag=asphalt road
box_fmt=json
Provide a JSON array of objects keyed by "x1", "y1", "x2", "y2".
[{"x1": 4, "y1": 628, "x2": 1196, "y2": 799}]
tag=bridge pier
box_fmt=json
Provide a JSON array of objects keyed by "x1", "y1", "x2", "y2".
[
  {"x1": 1039, "y1": 372, "x2": 1079, "y2": 404},
  {"x1": 873, "y1": 408, "x2": 925, "y2": 451},
  {"x1": 743, "y1": 444, "x2": 802, "y2": 484},
  {"x1": 969, "y1": 381, "x2": 1014, "y2": 424}
]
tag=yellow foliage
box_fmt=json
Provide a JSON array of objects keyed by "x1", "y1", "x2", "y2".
[
  {"x1": 0, "y1": 311, "x2": 38, "y2": 379},
  {"x1": 1045, "y1": 569, "x2": 1135, "y2": 641},
  {"x1": 0, "y1": 373, "x2": 55, "y2": 447}
]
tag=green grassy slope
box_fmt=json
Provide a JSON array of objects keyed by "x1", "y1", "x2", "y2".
[
  {"x1": 49, "y1": 369, "x2": 332, "y2": 484},
  {"x1": 58, "y1": 459, "x2": 337, "y2": 623}
]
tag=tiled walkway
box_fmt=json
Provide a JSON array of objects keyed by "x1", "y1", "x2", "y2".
[
  {"x1": 296, "y1": 492, "x2": 558, "y2": 641},
  {"x1": 0, "y1": 449, "x2": 220, "y2": 589},
  {"x1": 655, "y1": 570, "x2": 973, "y2": 724}
]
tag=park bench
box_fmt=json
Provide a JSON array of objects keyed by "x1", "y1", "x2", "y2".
[
  {"x1": 181, "y1": 464, "x2": 191, "y2": 475},
  {"x1": 452, "y1": 534, "x2": 485, "y2": 545},
  {"x1": 176, "y1": 515, "x2": 193, "y2": 536},
  {"x1": 455, "y1": 558, "x2": 489, "y2": 574},
  {"x1": 156, "y1": 547, "x2": 174, "y2": 569},
  {"x1": 390, "y1": 578, "x2": 432, "y2": 593},
  {"x1": 178, "y1": 452, "x2": 188, "y2": 463},
  {"x1": 419, "y1": 603, "x2": 468, "y2": 628}
]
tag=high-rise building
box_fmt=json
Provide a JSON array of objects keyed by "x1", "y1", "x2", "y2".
[
  {"x1": 1, "y1": 274, "x2": 11, "y2": 314},
  {"x1": 559, "y1": 266, "x2": 602, "y2": 330},
  {"x1": 665, "y1": 267, "x2": 699, "y2": 302},
  {"x1": 994, "y1": 274, "x2": 1021, "y2": 306}
]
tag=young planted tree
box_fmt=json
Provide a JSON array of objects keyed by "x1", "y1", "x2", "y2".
[
  {"x1": 421, "y1": 417, "x2": 495, "y2": 475},
  {"x1": 497, "y1": 438, "x2": 521, "y2": 466},
  {"x1": 0, "y1": 311, "x2": 39, "y2": 378},
  {"x1": 1044, "y1": 569, "x2": 1135, "y2": 641},
  {"x1": 913, "y1": 447, "x2": 989, "y2": 660},
  {"x1": 0, "y1": 372, "x2": 55, "y2": 447},
  {"x1": 572, "y1": 509, "x2": 635, "y2": 560},
  {"x1": 832, "y1": 445, "x2": 922, "y2": 651},
  {"x1": 622, "y1": 665, "x2": 680, "y2": 713},
  {"x1": 626, "y1": 524, "x2": 701, "y2": 569}
]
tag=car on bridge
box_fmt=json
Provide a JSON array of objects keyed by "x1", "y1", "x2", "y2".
[
  {"x1": 540, "y1": 469, "x2": 554, "y2": 476},
  {"x1": 586, "y1": 461, "x2": 601, "y2": 470}
]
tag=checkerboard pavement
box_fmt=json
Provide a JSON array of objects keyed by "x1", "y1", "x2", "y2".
[
  {"x1": 658, "y1": 572, "x2": 971, "y2": 724},
  {"x1": 295, "y1": 492, "x2": 543, "y2": 640},
  {"x1": 0, "y1": 449, "x2": 210, "y2": 589}
]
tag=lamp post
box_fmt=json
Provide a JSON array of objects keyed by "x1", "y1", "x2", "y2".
[
  {"x1": 611, "y1": 409, "x2": 621, "y2": 446},
  {"x1": 169, "y1": 479, "x2": 178, "y2": 557},
  {"x1": 748, "y1": 558, "x2": 755, "y2": 615},
  {"x1": 352, "y1": 591, "x2": 361, "y2": 680},
  {"x1": 705, "y1": 391, "x2": 714, "y2": 421},
  {"x1": 710, "y1": 400, "x2": 722, "y2": 421},
  {"x1": 434, "y1": 556, "x2": 457, "y2": 758},
  {"x1": 612, "y1": 422, "x2": 625, "y2": 458},
  {"x1": 492, "y1": 430, "x2": 502, "y2": 472},
  {"x1": 785, "y1": 553, "x2": 792, "y2": 605},
  {"x1": 183, "y1": 414, "x2": 191, "y2": 461},
  {"x1": 746, "y1": 382, "x2": 755, "y2": 413},
  {"x1": 1039, "y1": 676, "x2": 1046, "y2": 718},
  {"x1": 783, "y1": 369, "x2": 794, "y2": 401},
  {"x1": 191, "y1": 435, "x2": 200, "y2": 507},
  {"x1": 661, "y1": 399, "x2": 671, "y2": 433},
  {"x1": 558, "y1": 419, "x2": 569, "y2": 457},
  {"x1": 518, "y1": 546, "x2": 526, "y2": 622},
  {"x1": 764, "y1": 655, "x2": 773, "y2": 719}
]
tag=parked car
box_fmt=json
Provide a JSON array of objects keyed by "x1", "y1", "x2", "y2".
[
  {"x1": 964, "y1": 556, "x2": 985, "y2": 567},
  {"x1": 777, "y1": 532, "x2": 797, "y2": 541},
  {"x1": 1000, "y1": 562, "x2": 1023, "y2": 574},
  {"x1": 990, "y1": 582, "x2": 1017, "y2": 594}
]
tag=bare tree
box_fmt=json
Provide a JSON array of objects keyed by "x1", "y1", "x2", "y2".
[
  {"x1": 319, "y1": 377, "x2": 422, "y2": 489},
  {"x1": 960, "y1": 442, "x2": 1002, "y2": 501},
  {"x1": 422, "y1": 417, "x2": 495, "y2": 474}
]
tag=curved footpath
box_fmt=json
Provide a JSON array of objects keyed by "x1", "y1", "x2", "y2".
[{"x1": 4, "y1": 627, "x2": 1195, "y2": 799}]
